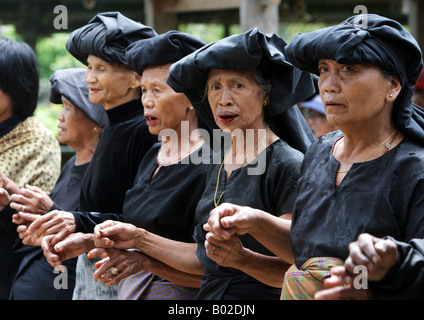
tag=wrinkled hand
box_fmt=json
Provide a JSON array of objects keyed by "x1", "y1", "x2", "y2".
[
  {"x1": 16, "y1": 223, "x2": 43, "y2": 246},
  {"x1": 25, "y1": 210, "x2": 76, "y2": 245},
  {"x1": 315, "y1": 266, "x2": 374, "y2": 300},
  {"x1": 94, "y1": 220, "x2": 140, "y2": 250},
  {"x1": 345, "y1": 233, "x2": 398, "y2": 282},
  {"x1": 88, "y1": 247, "x2": 146, "y2": 286},
  {"x1": 42, "y1": 232, "x2": 93, "y2": 268},
  {"x1": 205, "y1": 203, "x2": 260, "y2": 241},
  {"x1": 204, "y1": 231, "x2": 247, "y2": 269},
  {"x1": 10, "y1": 185, "x2": 54, "y2": 215}
]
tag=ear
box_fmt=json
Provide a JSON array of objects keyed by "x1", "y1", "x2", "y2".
[
  {"x1": 386, "y1": 75, "x2": 402, "y2": 103},
  {"x1": 132, "y1": 72, "x2": 142, "y2": 88}
]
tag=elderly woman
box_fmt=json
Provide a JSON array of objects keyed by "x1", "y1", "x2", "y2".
[
  {"x1": 2, "y1": 68, "x2": 106, "y2": 300},
  {"x1": 81, "y1": 30, "x2": 210, "y2": 300},
  {"x1": 206, "y1": 14, "x2": 424, "y2": 300},
  {"x1": 26, "y1": 12, "x2": 158, "y2": 300},
  {"x1": 0, "y1": 37, "x2": 61, "y2": 299},
  {"x1": 93, "y1": 29, "x2": 315, "y2": 300}
]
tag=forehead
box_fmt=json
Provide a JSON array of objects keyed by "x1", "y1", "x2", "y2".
[
  {"x1": 207, "y1": 68, "x2": 255, "y2": 81},
  {"x1": 142, "y1": 63, "x2": 172, "y2": 82},
  {"x1": 87, "y1": 55, "x2": 112, "y2": 66}
]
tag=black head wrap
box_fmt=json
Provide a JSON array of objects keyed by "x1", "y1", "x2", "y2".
[
  {"x1": 285, "y1": 14, "x2": 424, "y2": 146},
  {"x1": 125, "y1": 30, "x2": 206, "y2": 75},
  {"x1": 166, "y1": 28, "x2": 316, "y2": 153},
  {"x1": 50, "y1": 68, "x2": 108, "y2": 127},
  {"x1": 66, "y1": 12, "x2": 157, "y2": 65}
]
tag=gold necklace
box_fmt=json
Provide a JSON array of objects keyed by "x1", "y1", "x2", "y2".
[
  {"x1": 334, "y1": 129, "x2": 398, "y2": 174},
  {"x1": 213, "y1": 128, "x2": 269, "y2": 207}
]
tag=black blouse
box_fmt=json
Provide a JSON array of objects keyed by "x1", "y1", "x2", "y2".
[
  {"x1": 123, "y1": 142, "x2": 210, "y2": 242},
  {"x1": 73, "y1": 99, "x2": 157, "y2": 232},
  {"x1": 194, "y1": 139, "x2": 304, "y2": 300},
  {"x1": 291, "y1": 131, "x2": 424, "y2": 268},
  {"x1": 10, "y1": 156, "x2": 89, "y2": 300}
]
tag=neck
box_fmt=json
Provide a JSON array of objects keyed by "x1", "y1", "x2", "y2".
[
  {"x1": 158, "y1": 123, "x2": 203, "y2": 166},
  {"x1": 71, "y1": 137, "x2": 99, "y2": 166},
  {"x1": 103, "y1": 90, "x2": 140, "y2": 110}
]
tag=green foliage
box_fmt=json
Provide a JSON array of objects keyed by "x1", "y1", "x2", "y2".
[
  {"x1": 35, "y1": 33, "x2": 84, "y2": 81},
  {"x1": 34, "y1": 103, "x2": 62, "y2": 138}
]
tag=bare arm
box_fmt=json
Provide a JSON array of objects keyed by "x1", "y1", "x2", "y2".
[
  {"x1": 94, "y1": 221, "x2": 203, "y2": 275},
  {"x1": 206, "y1": 203, "x2": 294, "y2": 264},
  {"x1": 204, "y1": 231, "x2": 290, "y2": 287}
]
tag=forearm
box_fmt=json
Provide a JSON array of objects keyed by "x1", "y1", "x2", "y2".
[
  {"x1": 236, "y1": 249, "x2": 290, "y2": 288},
  {"x1": 249, "y1": 210, "x2": 294, "y2": 264},
  {"x1": 145, "y1": 257, "x2": 202, "y2": 288},
  {"x1": 136, "y1": 229, "x2": 203, "y2": 275}
]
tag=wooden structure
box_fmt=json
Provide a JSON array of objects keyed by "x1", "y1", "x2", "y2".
[{"x1": 0, "y1": 0, "x2": 422, "y2": 50}]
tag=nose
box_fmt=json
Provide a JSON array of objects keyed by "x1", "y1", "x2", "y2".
[
  {"x1": 141, "y1": 90, "x2": 154, "y2": 109},
  {"x1": 319, "y1": 72, "x2": 341, "y2": 94},
  {"x1": 85, "y1": 69, "x2": 97, "y2": 84},
  {"x1": 57, "y1": 110, "x2": 65, "y2": 122},
  {"x1": 218, "y1": 87, "x2": 234, "y2": 107}
]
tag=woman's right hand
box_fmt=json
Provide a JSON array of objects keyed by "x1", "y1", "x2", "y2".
[
  {"x1": 94, "y1": 220, "x2": 141, "y2": 250},
  {"x1": 205, "y1": 203, "x2": 260, "y2": 240}
]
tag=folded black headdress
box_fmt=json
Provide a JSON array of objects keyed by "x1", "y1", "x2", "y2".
[
  {"x1": 126, "y1": 30, "x2": 206, "y2": 75},
  {"x1": 50, "y1": 68, "x2": 108, "y2": 127},
  {"x1": 285, "y1": 14, "x2": 424, "y2": 146},
  {"x1": 66, "y1": 12, "x2": 157, "y2": 65},
  {"x1": 166, "y1": 28, "x2": 316, "y2": 153}
]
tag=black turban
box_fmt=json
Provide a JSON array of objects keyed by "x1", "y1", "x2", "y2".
[
  {"x1": 66, "y1": 12, "x2": 157, "y2": 65},
  {"x1": 285, "y1": 14, "x2": 424, "y2": 146},
  {"x1": 126, "y1": 30, "x2": 206, "y2": 75},
  {"x1": 166, "y1": 28, "x2": 316, "y2": 153},
  {"x1": 50, "y1": 68, "x2": 108, "y2": 127}
]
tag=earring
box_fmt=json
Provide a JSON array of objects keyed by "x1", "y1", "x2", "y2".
[
  {"x1": 263, "y1": 98, "x2": 269, "y2": 106},
  {"x1": 131, "y1": 85, "x2": 135, "y2": 89},
  {"x1": 189, "y1": 106, "x2": 194, "y2": 110},
  {"x1": 93, "y1": 127, "x2": 98, "y2": 131},
  {"x1": 389, "y1": 93, "x2": 393, "y2": 98}
]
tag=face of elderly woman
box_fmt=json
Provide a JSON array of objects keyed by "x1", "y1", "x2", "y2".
[
  {"x1": 58, "y1": 96, "x2": 97, "y2": 148},
  {"x1": 207, "y1": 69, "x2": 268, "y2": 132},
  {"x1": 86, "y1": 55, "x2": 140, "y2": 109},
  {"x1": 141, "y1": 63, "x2": 192, "y2": 136},
  {"x1": 318, "y1": 59, "x2": 400, "y2": 128}
]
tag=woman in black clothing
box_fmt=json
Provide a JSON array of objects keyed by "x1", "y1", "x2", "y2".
[
  {"x1": 2, "y1": 68, "x2": 106, "y2": 299},
  {"x1": 92, "y1": 29, "x2": 315, "y2": 300},
  {"x1": 206, "y1": 14, "x2": 424, "y2": 300},
  {"x1": 29, "y1": 12, "x2": 158, "y2": 300},
  {"x1": 85, "y1": 31, "x2": 210, "y2": 300}
]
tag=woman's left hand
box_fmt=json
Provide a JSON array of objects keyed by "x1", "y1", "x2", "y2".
[
  {"x1": 10, "y1": 185, "x2": 54, "y2": 215},
  {"x1": 88, "y1": 248, "x2": 146, "y2": 286},
  {"x1": 204, "y1": 231, "x2": 248, "y2": 269}
]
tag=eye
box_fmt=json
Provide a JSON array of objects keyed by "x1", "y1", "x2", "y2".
[
  {"x1": 318, "y1": 65, "x2": 328, "y2": 74},
  {"x1": 141, "y1": 87, "x2": 147, "y2": 95},
  {"x1": 341, "y1": 65, "x2": 353, "y2": 72},
  {"x1": 209, "y1": 83, "x2": 221, "y2": 91},
  {"x1": 234, "y1": 82, "x2": 244, "y2": 89}
]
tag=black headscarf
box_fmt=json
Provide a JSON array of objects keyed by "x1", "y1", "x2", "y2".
[
  {"x1": 66, "y1": 12, "x2": 157, "y2": 66},
  {"x1": 125, "y1": 30, "x2": 206, "y2": 75},
  {"x1": 166, "y1": 28, "x2": 315, "y2": 153},
  {"x1": 285, "y1": 14, "x2": 424, "y2": 146},
  {"x1": 50, "y1": 68, "x2": 108, "y2": 127}
]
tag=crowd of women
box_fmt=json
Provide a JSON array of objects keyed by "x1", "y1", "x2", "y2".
[{"x1": 1, "y1": 10, "x2": 424, "y2": 300}]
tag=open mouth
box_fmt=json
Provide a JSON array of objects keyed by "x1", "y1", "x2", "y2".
[
  {"x1": 218, "y1": 113, "x2": 238, "y2": 124},
  {"x1": 145, "y1": 114, "x2": 158, "y2": 124}
]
